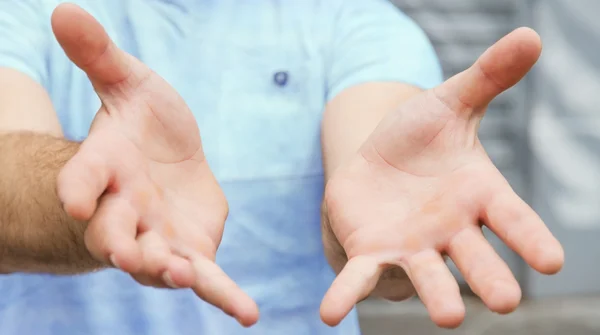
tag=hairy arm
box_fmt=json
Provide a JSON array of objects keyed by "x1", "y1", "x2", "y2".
[{"x1": 0, "y1": 68, "x2": 102, "y2": 274}]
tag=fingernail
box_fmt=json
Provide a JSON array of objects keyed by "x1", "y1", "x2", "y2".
[
  {"x1": 162, "y1": 271, "x2": 180, "y2": 289},
  {"x1": 109, "y1": 254, "x2": 120, "y2": 269}
]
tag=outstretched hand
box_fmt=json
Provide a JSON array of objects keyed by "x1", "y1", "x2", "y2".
[
  {"x1": 52, "y1": 4, "x2": 258, "y2": 327},
  {"x1": 320, "y1": 28, "x2": 563, "y2": 328}
]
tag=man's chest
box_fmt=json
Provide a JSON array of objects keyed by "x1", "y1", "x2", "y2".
[{"x1": 165, "y1": 40, "x2": 327, "y2": 181}]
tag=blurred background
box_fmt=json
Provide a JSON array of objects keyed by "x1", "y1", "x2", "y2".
[{"x1": 359, "y1": 0, "x2": 600, "y2": 334}]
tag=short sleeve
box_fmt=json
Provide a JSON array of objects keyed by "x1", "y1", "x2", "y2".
[
  {"x1": 326, "y1": 0, "x2": 443, "y2": 101},
  {"x1": 0, "y1": 1, "x2": 52, "y2": 86}
]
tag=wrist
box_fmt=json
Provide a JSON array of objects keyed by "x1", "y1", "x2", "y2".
[{"x1": 0, "y1": 132, "x2": 103, "y2": 274}]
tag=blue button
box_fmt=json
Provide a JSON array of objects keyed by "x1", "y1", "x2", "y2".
[{"x1": 273, "y1": 71, "x2": 289, "y2": 87}]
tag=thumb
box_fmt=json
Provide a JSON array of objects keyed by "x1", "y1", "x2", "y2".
[
  {"x1": 51, "y1": 3, "x2": 147, "y2": 88},
  {"x1": 434, "y1": 27, "x2": 542, "y2": 114}
]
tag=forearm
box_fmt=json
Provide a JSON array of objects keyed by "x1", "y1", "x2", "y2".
[
  {"x1": 0, "y1": 132, "x2": 103, "y2": 274},
  {"x1": 322, "y1": 83, "x2": 423, "y2": 179}
]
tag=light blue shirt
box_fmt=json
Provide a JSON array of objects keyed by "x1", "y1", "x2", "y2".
[{"x1": 0, "y1": 0, "x2": 442, "y2": 334}]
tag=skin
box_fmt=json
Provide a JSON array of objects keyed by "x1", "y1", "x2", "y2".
[
  {"x1": 0, "y1": 132, "x2": 94, "y2": 274},
  {"x1": 319, "y1": 28, "x2": 564, "y2": 329},
  {"x1": 51, "y1": 4, "x2": 259, "y2": 326}
]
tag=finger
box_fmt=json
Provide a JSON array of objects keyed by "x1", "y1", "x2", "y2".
[
  {"x1": 132, "y1": 254, "x2": 195, "y2": 289},
  {"x1": 191, "y1": 257, "x2": 259, "y2": 327},
  {"x1": 320, "y1": 255, "x2": 382, "y2": 327},
  {"x1": 135, "y1": 230, "x2": 170, "y2": 277},
  {"x1": 447, "y1": 228, "x2": 521, "y2": 314},
  {"x1": 57, "y1": 144, "x2": 111, "y2": 221},
  {"x1": 131, "y1": 274, "x2": 167, "y2": 288},
  {"x1": 483, "y1": 183, "x2": 564, "y2": 274},
  {"x1": 136, "y1": 230, "x2": 195, "y2": 288},
  {"x1": 434, "y1": 27, "x2": 542, "y2": 114},
  {"x1": 84, "y1": 194, "x2": 142, "y2": 273},
  {"x1": 162, "y1": 255, "x2": 196, "y2": 288},
  {"x1": 405, "y1": 250, "x2": 465, "y2": 329},
  {"x1": 51, "y1": 3, "x2": 148, "y2": 88}
]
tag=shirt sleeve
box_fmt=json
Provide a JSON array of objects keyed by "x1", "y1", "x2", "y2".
[
  {"x1": 0, "y1": 0, "x2": 52, "y2": 87},
  {"x1": 326, "y1": 0, "x2": 443, "y2": 102}
]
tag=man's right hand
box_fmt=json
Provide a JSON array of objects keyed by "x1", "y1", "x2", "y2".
[{"x1": 52, "y1": 4, "x2": 259, "y2": 327}]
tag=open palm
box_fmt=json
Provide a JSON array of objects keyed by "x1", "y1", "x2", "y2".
[
  {"x1": 320, "y1": 28, "x2": 564, "y2": 328},
  {"x1": 53, "y1": 4, "x2": 258, "y2": 326}
]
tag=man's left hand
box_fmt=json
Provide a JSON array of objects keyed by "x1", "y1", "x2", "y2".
[{"x1": 319, "y1": 28, "x2": 564, "y2": 329}]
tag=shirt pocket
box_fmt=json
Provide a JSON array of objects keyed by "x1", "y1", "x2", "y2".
[{"x1": 216, "y1": 50, "x2": 325, "y2": 181}]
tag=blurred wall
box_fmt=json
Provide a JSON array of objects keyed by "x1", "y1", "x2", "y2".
[{"x1": 526, "y1": 0, "x2": 600, "y2": 297}]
